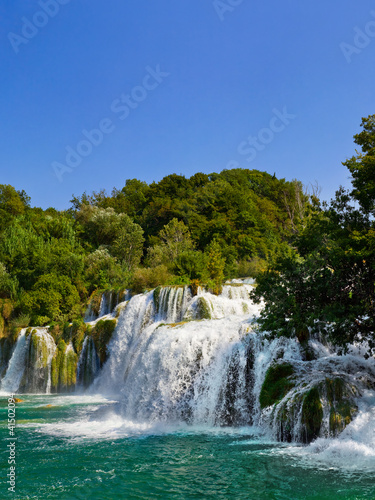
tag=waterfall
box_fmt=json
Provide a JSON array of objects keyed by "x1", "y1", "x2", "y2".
[
  {"x1": 0, "y1": 329, "x2": 29, "y2": 394},
  {"x1": 76, "y1": 336, "x2": 100, "y2": 389},
  {"x1": 92, "y1": 285, "x2": 260, "y2": 425},
  {"x1": 156, "y1": 286, "x2": 191, "y2": 322},
  {"x1": 1, "y1": 282, "x2": 374, "y2": 449},
  {"x1": 84, "y1": 289, "x2": 129, "y2": 322},
  {"x1": 90, "y1": 284, "x2": 375, "y2": 444}
]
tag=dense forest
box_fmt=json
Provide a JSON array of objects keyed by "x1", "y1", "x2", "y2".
[
  {"x1": 0, "y1": 114, "x2": 374, "y2": 355},
  {"x1": 0, "y1": 168, "x2": 306, "y2": 334}
]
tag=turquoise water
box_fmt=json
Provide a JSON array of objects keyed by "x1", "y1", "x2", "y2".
[{"x1": 1, "y1": 395, "x2": 375, "y2": 500}]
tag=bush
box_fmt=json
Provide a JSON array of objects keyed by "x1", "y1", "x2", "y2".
[
  {"x1": 131, "y1": 265, "x2": 172, "y2": 294},
  {"x1": 21, "y1": 273, "x2": 81, "y2": 324},
  {"x1": 10, "y1": 314, "x2": 30, "y2": 330},
  {"x1": 0, "y1": 299, "x2": 13, "y2": 320}
]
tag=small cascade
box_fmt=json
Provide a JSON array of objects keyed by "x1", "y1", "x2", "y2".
[
  {"x1": 84, "y1": 299, "x2": 97, "y2": 322},
  {"x1": 92, "y1": 291, "x2": 155, "y2": 393},
  {"x1": 0, "y1": 329, "x2": 30, "y2": 394},
  {"x1": 98, "y1": 292, "x2": 111, "y2": 317},
  {"x1": 76, "y1": 336, "x2": 100, "y2": 389},
  {"x1": 156, "y1": 286, "x2": 192, "y2": 322},
  {"x1": 85, "y1": 290, "x2": 128, "y2": 322},
  {"x1": 184, "y1": 284, "x2": 257, "y2": 320},
  {"x1": 249, "y1": 332, "x2": 375, "y2": 443}
]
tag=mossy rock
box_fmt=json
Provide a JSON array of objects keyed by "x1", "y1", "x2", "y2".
[
  {"x1": 326, "y1": 377, "x2": 345, "y2": 403},
  {"x1": 51, "y1": 339, "x2": 67, "y2": 391},
  {"x1": 65, "y1": 348, "x2": 78, "y2": 387},
  {"x1": 25, "y1": 327, "x2": 33, "y2": 337},
  {"x1": 271, "y1": 376, "x2": 360, "y2": 444},
  {"x1": 301, "y1": 387, "x2": 323, "y2": 443},
  {"x1": 48, "y1": 323, "x2": 63, "y2": 343},
  {"x1": 195, "y1": 297, "x2": 211, "y2": 320},
  {"x1": 92, "y1": 319, "x2": 117, "y2": 365},
  {"x1": 325, "y1": 377, "x2": 358, "y2": 436},
  {"x1": 51, "y1": 340, "x2": 78, "y2": 392},
  {"x1": 88, "y1": 291, "x2": 103, "y2": 317},
  {"x1": 259, "y1": 363, "x2": 295, "y2": 409},
  {"x1": 20, "y1": 331, "x2": 55, "y2": 392},
  {"x1": 70, "y1": 319, "x2": 87, "y2": 356},
  {"x1": 30, "y1": 331, "x2": 49, "y2": 369}
]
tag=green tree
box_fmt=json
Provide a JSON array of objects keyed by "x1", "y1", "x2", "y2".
[
  {"x1": 253, "y1": 115, "x2": 375, "y2": 354},
  {"x1": 343, "y1": 114, "x2": 375, "y2": 215},
  {"x1": 111, "y1": 218, "x2": 144, "y2": 271},
  {"x1": 147, "y1": 218, "x2": 193, "y2": 267},
  {"x1": 206, "y1": 240, "x2": 226, "y2": 294},
  {"x1": 21, "y1": 273, "x2": 81, "y2": 324}
]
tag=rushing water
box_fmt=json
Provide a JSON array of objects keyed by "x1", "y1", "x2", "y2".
[
  {"x1": 1, "y1": 395, "x2": 375, "y2": 499},
  {"x1": 1, "y1": 284, "x2": 375, "y2": 498}
]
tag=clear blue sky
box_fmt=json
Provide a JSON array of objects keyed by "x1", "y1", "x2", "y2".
[{"x1": 1, "y1": 0, "x2": 375, "y2": 210}]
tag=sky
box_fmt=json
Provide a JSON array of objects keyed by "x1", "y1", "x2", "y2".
[{"x1": 1, "y1": 0, "x2": 375, "y2": 210}]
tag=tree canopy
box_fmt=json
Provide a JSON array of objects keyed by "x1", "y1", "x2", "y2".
[
  {"x1": 0, "y1": 168, "x2": 305, "y2": 330},
  {"x1": 252, "y1": 114, "x2": 375, "y2": 354}
]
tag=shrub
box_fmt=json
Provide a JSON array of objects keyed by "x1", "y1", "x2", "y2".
[{"x1": 131, "y1": 265, "x2": 172, "y2": 294}]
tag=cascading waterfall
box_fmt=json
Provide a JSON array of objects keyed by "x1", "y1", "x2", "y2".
[
  {"x1": 0, "y1": 328, "x2": 57, "y2": 394},
  {"x1": 84, "y1": 289, "x2": 129, "y2": 322},
  {"x1": 90, "y1": 284, "x2": 375, "y2": 447},
  {"x1": 0, "y1": 328, "x2": 29, "y2": 394},
  {"x1": 156, "y1": 286, "x2": 191, "y2": 322},
  {"x1": 1, "y1": 283, "x2": 374, "y2": 452},
  {"x1": 92, "y1": 285, "x2": 261, "y2": 425}
]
